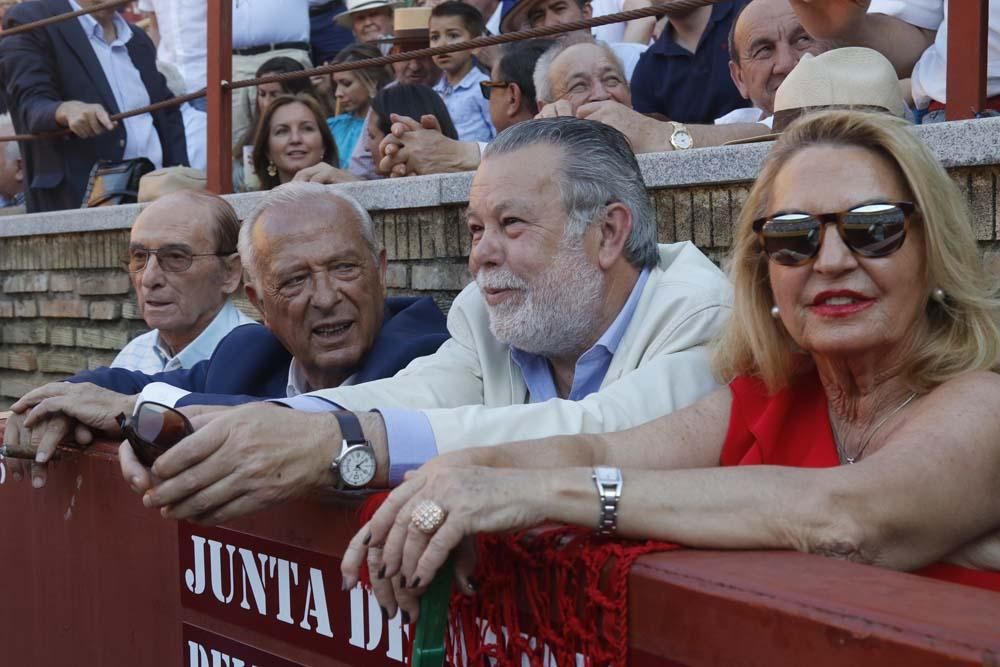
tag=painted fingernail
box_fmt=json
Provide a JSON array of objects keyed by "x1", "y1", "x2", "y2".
[
  {"x1": 377, "y1": 564, "x2": 386, "y2": 579},
  {"x1": 410, "y1": 576, "x2": 421, "y2": 589},
  {"x1": 466, "y1": 578, "x2": 477, "y2": 592},
  {"x1": 363, "y1": 532, "x2": 372, "y2": 546},
  {"x1": 399, "y1": 575, "x2": 407, "y2": 588},
  {"x1": 401, "y1": 610, "x2": 411, "y2": 625},
  {"x1": 380, "y1": 605, "x2": 389, "y2": 622}
]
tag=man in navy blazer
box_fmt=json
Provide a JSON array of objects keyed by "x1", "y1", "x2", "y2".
[
  {"x1": 8, "y1": 185, "x2": 450, "y2": 485},
  {"x1": 0, "y1": 0, "x2": 188, "y2": 212}
]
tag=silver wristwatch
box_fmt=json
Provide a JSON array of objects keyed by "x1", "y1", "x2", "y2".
[
  {"x1": 592, "y1": 466, "x2": 622, "y2": 536},
  {"x1": 330, "y1": 411, "x2": 377, "y2": 490}
]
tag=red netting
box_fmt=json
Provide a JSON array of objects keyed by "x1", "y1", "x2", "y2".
[
  {"x1": 448, "y1": 528, "x2": 678, "y2": 667},
  {"x1": 357, "y1": 492, "x2": 678, "y2": 666}
]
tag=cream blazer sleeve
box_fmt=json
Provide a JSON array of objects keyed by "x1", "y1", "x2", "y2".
[{"x1": 307, "y1": 242, "x2": 732, "y2": 453}]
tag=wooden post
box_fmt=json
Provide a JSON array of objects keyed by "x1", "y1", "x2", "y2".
[
  {"x1": 945, "y1": 0, "x2": 988, "y2": 120},
  {"x1": 206, "y1": 0, "x2": 232, "y2": 194}
]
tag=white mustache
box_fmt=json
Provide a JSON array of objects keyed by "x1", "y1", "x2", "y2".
[{"x1": 475, "y1": 268, "x2": 528, "y2": 292}]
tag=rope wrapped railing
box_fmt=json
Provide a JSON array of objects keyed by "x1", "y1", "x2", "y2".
[{"x1": 0, "y1": 0, "x2": 719, "y2": 143}]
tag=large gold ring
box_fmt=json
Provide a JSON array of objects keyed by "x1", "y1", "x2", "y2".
[{"x1": 410, "y1": 499, "x2": 446, "y2": 534}]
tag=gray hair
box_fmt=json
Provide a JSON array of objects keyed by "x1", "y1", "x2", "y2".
[
  {"x1": 482, "y1": 117, "x2": 659, "y2": 270},
  {"x1": 238, "y1": 182, "x2": 379, "y2": 285},
  {"x1": 532, "y1": 37, "x2": 625, "y2": 106}
]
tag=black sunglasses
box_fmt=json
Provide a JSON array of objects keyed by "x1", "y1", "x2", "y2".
[
  {"x1": 480, "y1": 80, "x2": 510, "y2": 100},
  {"x1": 753, "y1": 201, "x2": 917, "y2": 267},
  {"x1": 117, "y1": 401, "x2": 194, "y2": 467}
]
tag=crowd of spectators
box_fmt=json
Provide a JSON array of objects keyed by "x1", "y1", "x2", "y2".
[
  {"x1": 2, "y1": 0, "x2": 1000, "y2": 639},
  {"x1": 1, "y1": 0, "x2": 995, "y2": 213}
]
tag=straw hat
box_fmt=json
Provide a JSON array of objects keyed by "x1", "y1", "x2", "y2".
[
  {"x1": 137, "y1": 166, "x2": 207, "y2": 203},
  {"x1": 335, "y1": 0, "x2": 396, "y2": 28},
  {"x1": 376, "y1": 6, "x2": 432, "y2": 49},
  {"x1": 729, "y1": 47, "x2": 907, "y2": 144}
]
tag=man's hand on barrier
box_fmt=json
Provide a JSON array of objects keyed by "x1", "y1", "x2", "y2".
[
  {"x1": 55, "y1": 101, "x2": 117, "y2": 138},
  {"x1": 575, "y1": 100, "x2": 672, "y2": 153},
  {"x1": 1, "y1": 410, "x2": 93, "y2": 488},
  {"x1": 140, "y1": 403, "x2": 375, "y2": 524},
  {"x1": 378, "y1": 114, "x2": 480, "y2": 177},
  {"x1": 15, "y1": 382, "x2": 132, "y2": 442}
]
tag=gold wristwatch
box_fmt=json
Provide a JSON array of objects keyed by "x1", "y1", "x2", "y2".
[{"x1": 667, "y1": 121, "x2": 694, "y2": 150}]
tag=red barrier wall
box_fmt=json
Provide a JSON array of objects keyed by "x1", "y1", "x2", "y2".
[{"x1": 2, "y1": 440, "x2": 999, "y2": 666}]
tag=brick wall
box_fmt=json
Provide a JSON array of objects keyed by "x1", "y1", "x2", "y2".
[{"x1": 1, "y1": 139, "x2": 998, "y2": 408}]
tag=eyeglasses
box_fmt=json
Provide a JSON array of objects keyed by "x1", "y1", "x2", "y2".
[
  {"x1": 753, "y1": 201, "x2": 917, "y2": 267},
  {"x1": 480, "y1": 80, "x2": 510, "y2": 100},
  {"x1": 117, "y1": 401, "x2": 194, "y2": 467},
  {"x1": 123, "y1": 244, "x2": 234, "y2": 273}
]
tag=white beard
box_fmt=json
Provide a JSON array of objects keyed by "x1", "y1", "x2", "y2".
[{"x1": 476, "y1": 238, "x2": 604, "y2": 359}]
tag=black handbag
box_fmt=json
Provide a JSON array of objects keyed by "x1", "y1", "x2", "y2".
[{"x1": 81, "y1": 157, "x2": 155, "y2": 208}]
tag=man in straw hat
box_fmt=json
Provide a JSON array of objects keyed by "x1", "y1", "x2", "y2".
[
  {"x1": 381, "y1": 6, "x2": 443, "y2": 86},
  {"x1": 337, "y1": 0, "x2": 396, "y2": 46}
]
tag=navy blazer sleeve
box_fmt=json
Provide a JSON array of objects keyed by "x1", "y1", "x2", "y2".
[
  {"x1": 0, "y1": 3, "x2": 69, "y2": 133},
  {"x1": 68, "y1": 360, "x2": 213, "y2": 396}
]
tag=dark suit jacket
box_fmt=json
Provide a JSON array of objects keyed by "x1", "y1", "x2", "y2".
[
  {"x1": 0, "y1": 0, "x2": 187, "y2": 212},
  {"x1": 68, "y1": 297, "x2": 450, "y2": 406}
]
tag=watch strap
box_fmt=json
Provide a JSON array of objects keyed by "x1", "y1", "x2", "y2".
[
  {"x1": 333, "y1": 411, "x2": 365, "y2": 445},
  {"x1": 592, "y1": 466, "x2": 622, "y2": 536}
]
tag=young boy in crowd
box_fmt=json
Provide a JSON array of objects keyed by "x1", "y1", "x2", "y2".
[{"x1": 429, "y1": 2, "x2": 496, "y2": 142}]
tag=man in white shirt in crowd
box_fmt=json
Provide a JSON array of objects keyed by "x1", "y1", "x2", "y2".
[
  {"x1": 789, "y1": 0, "x2": 1000, "y2": 123},
  {"x1": 499, "y1": 0, "x2": 646, "y2": 80},
  {"x1": 112, "y1": 190, "x2": 254, "y2": 374}
]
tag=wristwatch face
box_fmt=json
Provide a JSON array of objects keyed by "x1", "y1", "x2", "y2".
[
  {"x1": 338, "y1": 446, "x2": 376, "y2": 488},
  {"x1": 672, "y1": 129, "x2": 694, "y2": 150}
]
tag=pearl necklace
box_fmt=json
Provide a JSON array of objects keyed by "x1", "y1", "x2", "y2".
[{"x1": 835, "y1": 392, "x2": 919, "y2": 464}]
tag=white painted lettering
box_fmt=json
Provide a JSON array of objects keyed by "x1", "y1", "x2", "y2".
[
  {"x1": 187, "y1": 640, "x2": 210, "y2": 667},
  {"x1": 238, "y1": 548, "x2": 269, "y2": 615},
  {"x1": 185, "y1": 535, "x2": 208, "y2": 594},
  {"x1": 269, "y1": 556, "x2": 300, "y2": 625},
  {"x1": 209, "y1": 648, "x2": 231, "y2": 667},
  {"x1": 299, "y1": 567, "x2": 334, "y2": 638},
  {"x1": 208, "y1": 539, "x2": 237, "y2": 604}
]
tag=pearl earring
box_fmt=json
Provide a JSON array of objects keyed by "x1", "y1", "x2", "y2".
[
  {"x1": 266, "y1": 161, "x2": 277, "y2": 177},
  {"x1": 932, "y1": 287, "x2": 945, "y2": 303},
  {"x1": 770, "y1": 305, "x2": 780, "y2": 319}
]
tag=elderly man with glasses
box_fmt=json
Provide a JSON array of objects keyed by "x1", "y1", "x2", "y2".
[
  {"x1": 112, "y1": 190, "x2": 255, "y2": 374},
  {"x1": 4, "y1": 185, "x2": 450, "y2": 489}
]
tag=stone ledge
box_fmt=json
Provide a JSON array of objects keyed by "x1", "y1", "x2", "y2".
[{"x1": 2, "y1": 118, "x2": 997, "y2": 237}]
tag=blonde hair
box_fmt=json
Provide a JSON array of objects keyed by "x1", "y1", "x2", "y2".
[{"x1": 712, "y1": 110, "x2": 1000, "y2": 394}]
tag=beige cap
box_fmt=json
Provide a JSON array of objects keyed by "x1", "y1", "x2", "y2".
[
  {"x1": 726, "y1": 47, "x2": 907, "y2": 145},
  {"x1": 137, "y1": 166, "x2": 208, "y2": 203}
]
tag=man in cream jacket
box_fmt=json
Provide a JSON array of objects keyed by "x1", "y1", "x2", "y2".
[{"x1": 116, "y1": 118, "x2": 732, "y2": 525}]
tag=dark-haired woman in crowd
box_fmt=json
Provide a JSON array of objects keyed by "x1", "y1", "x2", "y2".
[
  {"x1": 367, "y1": 84, "x2": 459, "y2": 175},
  {"x1": 251, "y1": 94, "x2": 338, "y2": 190},
  {"x1": 343, "y1": 111, "x2": 1000, "y2": 622},
  {"x1": 233, "y1": 58, "x2": 316, "y2": 191}
]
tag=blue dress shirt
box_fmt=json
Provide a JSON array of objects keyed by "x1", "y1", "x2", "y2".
[
  {"x1": 433, "y1": 65, "x2": 496, "y2": 143},
  {"x1": 70, "y1": 0, "x2": 163, "y2": 168}
]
